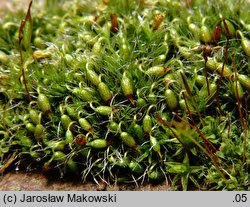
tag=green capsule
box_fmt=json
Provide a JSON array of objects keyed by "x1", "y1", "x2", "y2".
[
  {"x1": 143, "y1": 114, "x2": 152, "y2": 134},
  {"x1": 120, "y1": 132, "x2": 137, "y2": 148},
  {"x1": 67, "y1": 158, "x2": 78, "y2": 173},
  {"x1": 147, "y1": 92, "x2": 156, "y2": 103},
  {"x1": 78, "y1": 118, "x2": 93, "y2": 132},
  {"x1": 216, "y1": 63, "x2": 232, "y2": 78},
  {"x1": 53, "y1": 151, "x2": 66, "y2": 162},
  {"x1": 179, "y1": 99, "x2": 186, "y2": 111},
  {"x1": 178, "y1": 45, "x2": 195, "y2": 60},
  {"x1": 32, "y1": 50, "x2": 51, "y2": 60},
  {"x1": 145, "y1": 66, "x2": 169, "y2": 76},
  {"x1": 109, "y1": 121, "x2": 119, "y2": 132},
  {"x1": 206, "y1": 58, "x2": 217, "y2": 71},
  {"x1": 121, "y1": 71, "x2": 134, "y2": 104},
  {"x1": 133, "y1": 124, "x2": 144, "y2": 144},
  {"x1": 209, "y1": 83, "x2": 217, "y2": 95},
  {"x1": 233, "y1": 81, "x2": 244, "y2": 99},
  {"x1": 34, "y1": 36, "x2": 46, "y2": 49},
  {"x1": 128, "y1": 161, "x2": 144, "y2": 173},
  {"x1": 221, "y1": 19, "x2": 235, "y2": 38},
  {"x1": 240, "y1": 19, "x2": 250, "y2": 32},
  {"x1": 65, "y1": 128, "x2": 74, "y2": 145},
  {"x1": 238, "y1": 74, "x2": 250, "y2": 92},
  {"x1": 188, "y1": 23, "x2": 200, "y2": 39},
  {"x1": 34, "y1": 124, "x2": 44, "y2": 142},
  {"x1": 163, "y1": 73, "x2": 175, "y2": 86},
  {"x1": 20, "y1": 136, "x2": 33, "y2": 147},
  {"x1": 86, "y1": 67, "x2": 100, "y2": 86},
  {"x1": 61, "y1": 114, "x2": 72, "y2": 130},
  {"x1": 200, "y1": 25, "x2": 212, "y2": 43},
  {"x1": 22, "y1": 17, "x2": 32, "y2": 52},
  {"x1": 165, "y1": 89, "x2": 178, "y2": 111},
  {"x1": 25, "y1": 122, "x2": 35, "y2": 133},
  {"x1": 98, "y1": 82, "x2": 112, "y2": 103},
  {"x1": 72, "y1": 88, "x2": 94, "y2": 102},
  {"x1": 46, "y1": 140, "x2": 66, "y2": 151},
  {"x1": 37, "y1": 94, "x2": 52, "y2": 115},
  {"x1": 195, "y1": 75, "x2": 206, "y2": 88},
  {"x1": 241, "y1": 37, "x2": 250, "y2": 57},
  {"x1": 0, "y1": 50, "x2": 8, "y2": 65},
  {"x1": 237, "y1": 30, "x2": 250, "y2": 57},
  {"x1": 94, "y1": 106, "x2": 113, "y2": 116},
  {"x1": 87, "y1": 139, "x2": 108, "y2": 149},
  {"x1": 150, "y1": 135, "x2": 162, "y2": 158},
  {"x1": 66, "y1": 106, "x2": 78, "y2": 120},
  {"x1": 136, "y1": 98, "x2": 146, "y2": 108},
  {"x1": 29, "y1": 110, "x2": 39, "y2": 125},
  {"x1": 128, "y1": 122, "x2": 144, "y2": 143},
  {"x1": 206, "y1": 58, "x2": 232, "y2": 78}
]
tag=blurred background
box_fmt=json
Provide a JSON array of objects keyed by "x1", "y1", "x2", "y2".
[{"x1": 0, "y1": 0, "x2": 29, "y2": 16}]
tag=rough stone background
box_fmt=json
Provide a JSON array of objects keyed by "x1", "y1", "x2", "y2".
[{"x1": 0, "y1": 171, "x2": 170, "y2": 191}]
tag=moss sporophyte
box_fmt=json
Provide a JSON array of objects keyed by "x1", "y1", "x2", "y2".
[{"x1": 0, "y1": 0, "x2": 249, "y2": 190}]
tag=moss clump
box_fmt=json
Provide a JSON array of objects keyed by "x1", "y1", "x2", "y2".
[{"x1": 0, "y1": 0, "x2": 249, "y2": 190}]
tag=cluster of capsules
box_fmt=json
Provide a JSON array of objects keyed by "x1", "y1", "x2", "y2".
[{"x1": 0, "y1": 0, "x2": 249, "y2": 190}]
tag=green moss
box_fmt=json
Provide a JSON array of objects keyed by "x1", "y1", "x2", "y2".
[{"x1": 0, "y1": 0, "x2": 249, "y2": 190}]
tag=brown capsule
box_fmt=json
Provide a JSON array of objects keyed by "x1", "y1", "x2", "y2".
[
  {"x1": 110, "y1": 13, "x2": 118, "y2": 33},
  {"x1": 75, "y1": 134, "x2": 87, "y2": 146},
  {"x1": 152, "y1": 13, "x2": 165, "y2": 30},
  {"x1": 212, "y1": 25, "x2": 222, "y2": 42},
  {"x1": 102, "y1": 0, "x2": 110, "y2": 4}
]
